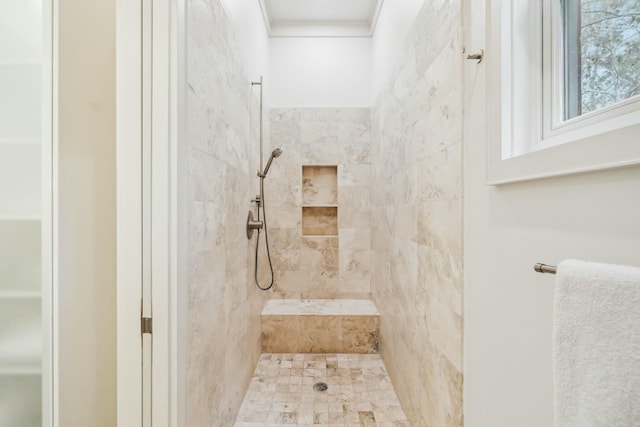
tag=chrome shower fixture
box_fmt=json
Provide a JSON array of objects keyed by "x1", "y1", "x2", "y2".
[
  {"x1": 258, "y1": 148, "x2": 283, "y2": 178},
  {"x1": 248, "y1": 76, "x2": 281, "y2": 292}
]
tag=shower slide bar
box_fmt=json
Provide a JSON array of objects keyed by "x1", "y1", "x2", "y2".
[{"x1": 534, "y1": 263, "x2": 557, "y2": 274}]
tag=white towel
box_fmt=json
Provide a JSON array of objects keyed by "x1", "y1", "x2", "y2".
[{"x1": 554, "y1": 259, "x2": 640, "y2": 427}]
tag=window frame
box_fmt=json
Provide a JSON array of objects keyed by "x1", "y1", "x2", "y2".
[
  {"x1": 561, "y1": 0, "x2": 581, "y2": 121},
  {"x1": 486, "y1": 0, "x2": 640, "y2": 184}
]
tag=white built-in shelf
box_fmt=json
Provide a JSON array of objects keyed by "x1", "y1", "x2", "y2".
[
  {"x1": 0, "y1": 219, "x2": 41, "y2": 293},
  {"x1": 0, "y1": 290, "x2": 41, "y2": 299},
  {"x1": 0, "y1": 61, "x2": 41, "y2": 66},
  {"x1": 0, "y1": 142, "x2": 42, "y2": 215},
  {"x1": 0, "y1": 374, "x2": 42, "y2": 426},
  {"x1": 0, "y1": 299, "x2": 41, "y2": 370},
  {"x1": 0, "y1": 362, "x2": 41, "y2": 376},
  {"x1": 0, "y1": 138, "x2": 40, "y2": 145},
  {"x1": 0, "y1": 216, "x2": 41, "y2": 221}
]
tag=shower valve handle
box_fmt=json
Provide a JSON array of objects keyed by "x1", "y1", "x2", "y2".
[{"x1": 246, "y1": 211, "x2": 263, "y2": 239}]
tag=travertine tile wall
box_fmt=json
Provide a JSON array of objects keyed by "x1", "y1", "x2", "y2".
[
  {"x1": 370, "y1": 1, "x2": 464, "y2": 426},
  {"x1": 186, "y1": 0, "x2": 268, "y2": 425},
  {"x1": 268, "y1": 108, "x2": 372, "y2": 299}
]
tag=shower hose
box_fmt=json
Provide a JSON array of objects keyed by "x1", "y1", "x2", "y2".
[{"x1": 254, "y1": 176, "x2": 275, "y2": 290}]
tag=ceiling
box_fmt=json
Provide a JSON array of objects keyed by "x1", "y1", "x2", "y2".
[{"x1": 259, "y1": 0, "x2": 384, "y2": 37}]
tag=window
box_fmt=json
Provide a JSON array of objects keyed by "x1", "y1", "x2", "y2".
[
  {"x1": 562, "y1": 0, "x2": 640, "y2": 121},
  {"x1": 542, "y1": 0, "x2": 640, "y2": 144},
  {"x1": 485, "y1": 0, "x2": 640, "y2": 184}
]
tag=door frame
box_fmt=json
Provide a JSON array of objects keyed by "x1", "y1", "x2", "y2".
[
  {"x1": 116, "y1": 0, "x2": 184, "y2": 425},
  {"x1": 43, "y1": 0, "x2": 55, "y2": 425},
  {"x1": 116, "y1": 0, "x2": 143, "y2": 422},
  {"x1": 462, "y1": 0, "x2": 487, "y2": 424}
]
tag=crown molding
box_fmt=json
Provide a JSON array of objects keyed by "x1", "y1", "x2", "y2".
[{"x1": 259, "y1": 0, "x2": 384, "y2": 38}]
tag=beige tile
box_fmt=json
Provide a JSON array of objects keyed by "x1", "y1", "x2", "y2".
[
  {"x1": 417, "y1": 199, "x2": 463, "y2": 257},
  {"x1": 236, "y1": 354, "x2": 407, "y2": 426},
  {"x1": 300, "y1": 245, "x2": 338, "y2": 272},
  {"x1": 186, "y1": 5, "x2": 269, "y2": 423},
  {"x1": 417, "y1": 142, "x2": 462, "y2": 202},
  {"x1": 273, "y1": 270, "x2": 309, "y2": 296},
  {"x1": 339, "y1": 248, "x2": 371, "y2": 294},
  {"x1": 369, "y1": 4, "x2": 464, "y2": 426},
  {"x1": 301, "y1": 142, "x2": 341, "y2": 165},
  {"x1": 269, "y1": 207, "x2": 302, "y2": 229},
  {"x1": 298, "y1": 275, "x2": 340, "y2": 299},
  {"x1": 261, "y1": 315, "x2": 299, "y2": 353},
  {"x1": 261, "y1": 300, "x2": 380, "y2": 354},
  {"x1": 340, "y1": 143, "x2": 370, "y2": 165},
  {"x1": 268, "y1": 108, "x2": 372, "y2": 299},
  {"x1": 338, "y1": 186, "x2": 370, "y2": 229},
  {"x1": 300, "y1": 315, "x2": 342, "y2": 353},
  {"x1": 338, "y1": 164, "x2": 371, "y2": 187},
  {"x1": 302, "y1": 165, "x2": 338, "y2": 206},
  {"x1": 339, "y1": 228, "x2": 371, "y2": 251},
  {"x1": 302, "y1": 207, "x2": 338, "y2": 236},
  {"x1": 301, "y1": 235, "x2": 339, "y2": 250},
  {"x1": 341, "y1": 317, "x2": 380, "y2": 354},
  {"x1": 339, "y1": 270, "x2": 371, "y2": 295},
  {"x1": 262, "y1": 299, "x2": 379, "y2": 316}
]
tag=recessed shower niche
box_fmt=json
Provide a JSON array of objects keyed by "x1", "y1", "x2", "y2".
[{"x1": 301, "y1": 165, "x2": 338, "y2": 236}]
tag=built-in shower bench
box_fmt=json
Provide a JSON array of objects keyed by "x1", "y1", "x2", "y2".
[{"x1": 261, "y1": 299, "x2": 380, "y2": 354}]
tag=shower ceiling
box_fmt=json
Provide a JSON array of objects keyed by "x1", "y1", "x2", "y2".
[{"x1": 259, "y1": 0, "x2": 384, "y2": 37}]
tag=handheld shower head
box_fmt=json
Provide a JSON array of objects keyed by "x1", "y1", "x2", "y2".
[{"x1": 259, "y1": 148, "x2": 283, "y2": 178}]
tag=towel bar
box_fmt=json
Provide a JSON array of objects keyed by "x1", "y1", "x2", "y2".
[{"x1": 534, "y1": 263, "x2": 557, "y2": 274}]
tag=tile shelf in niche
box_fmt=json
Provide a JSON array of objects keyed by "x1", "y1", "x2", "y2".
[
  {"x1": 301, "y1": 206, "x2": 337, "y2": 236},
  {"x1": 301, "y1": 165, "x2": 338, "y2": 237},
  {"x1": 302, "y1": 165, "x2": 338, "y2": 206}
]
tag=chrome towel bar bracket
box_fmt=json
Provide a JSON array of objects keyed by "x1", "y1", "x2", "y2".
[{"x1": 534, "y1": 263, "x2": 557, "y2": 274}]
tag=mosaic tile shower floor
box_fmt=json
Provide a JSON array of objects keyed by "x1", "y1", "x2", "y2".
[{"x1": 234, "y1": 353, "x2": 409, "y2": 427}]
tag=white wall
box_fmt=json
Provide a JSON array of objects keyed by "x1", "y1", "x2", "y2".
[
  {"x1": 58, "y1": 0, "x2": 117, "y2": 425},
  {"x1": 463, "y1": 2, "x2": 640, "y2": 423},
  {"x1": 464, "y1": 167, "x2": 640, "y2": 426},
  {"x1": 371, "y1": 0, "x2": 425, "y2": 101},
  {"x1": 221, "y1": 0, "x2": 269, "y2": 89},
  {"x1": 254, "y1": 0, "x2": 427, "y2": 107},
  {"x1": 269, "y1": 37, "x2": 371, "y2": 107}
]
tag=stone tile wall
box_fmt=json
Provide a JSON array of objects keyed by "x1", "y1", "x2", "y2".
[
  {"x1": 370, "y1": 1, "x2": 464, "y2": 426},
  {"x1": 186, "y1": 0, "x2": 268, "y2": 425},
  {"x1": 267, "y1": 108, "x2": 372, "y2": 299}
]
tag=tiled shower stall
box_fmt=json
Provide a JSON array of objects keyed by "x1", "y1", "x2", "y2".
[{"x1": 185, "y1": 0, "x2": 463, "y2": 426}]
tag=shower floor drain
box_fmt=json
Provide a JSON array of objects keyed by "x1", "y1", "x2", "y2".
[{"x1": 313, "y1": 382, "x2": 328, "y2": 392}]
